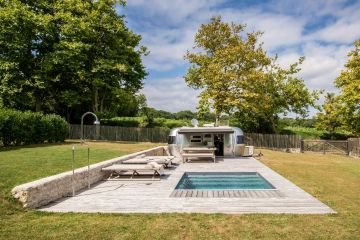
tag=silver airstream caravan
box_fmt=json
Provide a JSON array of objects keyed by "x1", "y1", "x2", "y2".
[{"x1": 168, "y1": 126, "x2": 244, "y2": 158}]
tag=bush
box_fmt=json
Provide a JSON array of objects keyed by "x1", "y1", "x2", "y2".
[
  {"x1": 101, "y1": 117, "x2": 192, "y2": 129},
  {"x1": 101, "y1": 117, "x2": 142, "y2": 127},
  {"x1": 163, "y1": 119, "x2": 190, "y2": 128},
  {"x1": 0, "y1": 109, "x2": 68, "y2": 146},
  {"x1": 279, "y1": 126, "x2": 354, "y2": 140},
  {"x1": 320, "y1": 132, "x2": 355, "y2": 140}
]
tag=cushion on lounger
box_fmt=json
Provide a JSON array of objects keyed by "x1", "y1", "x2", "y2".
[{"x1": 146, "y1": 162, "x2": 163, "y2": 170}]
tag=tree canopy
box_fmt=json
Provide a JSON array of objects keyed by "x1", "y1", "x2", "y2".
[
  {"x1": 184, "y1": 16, "x2": 319, "y2": 132},
  {"x1": 317, "y1": 40, "x2": 360, "y2": 136},
  {"x1": 0, "y1": 0, "x2": 147, "y2": 122},
  {"x1": 316, "y1": 93, "x2": 342, "y2": 134}
]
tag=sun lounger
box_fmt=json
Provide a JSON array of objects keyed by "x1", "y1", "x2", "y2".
[
  {"x1": 102, "y1": 162, "x2": 164, "y2": 179},
  {"x1": 122, "y1": 157, "x2": 173, "y2": 167},
  {"x1": 144, "y1": 156, "x2": 175, "y2": 160},
  {"x1": 182, "y1": 153, "x2": 215, "y2": 163}
]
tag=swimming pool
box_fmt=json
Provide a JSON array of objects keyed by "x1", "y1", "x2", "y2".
[{"x1": 175, "y1": 172, "x2": 275, "y2": 190}]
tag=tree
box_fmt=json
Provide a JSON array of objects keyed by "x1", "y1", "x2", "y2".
[
  {"x1": 316, "y1": 93, "x2": 342, "y2": 134},
  {"x1": 184, "y1": 16, "x2": 319, "y2": 132},
  {"x1": 0, "y1": 0, "x2": 147, "y2": 121},
  {"x1": 333, "y1": 40, "x2": 360, "y2": 135},
  {"x1": 136, "y1": 94, "x2": 155, "y2": 127},
  {"x1": 0, "y1": 0, "x2": 55, "y2": 112}
]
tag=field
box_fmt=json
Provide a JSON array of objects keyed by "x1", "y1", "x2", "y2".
[
  {"x1": 281, "y1": 126, "x2": 353, "y2": 139},
  {"x1": 1, "y1": 142, "x2": 360, "y2": 239}
]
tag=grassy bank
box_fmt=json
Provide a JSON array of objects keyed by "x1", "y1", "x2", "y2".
[
  {"x1": 281, "y1": 126, "x2": 354, "y2": 139},
  {"x1": 1, "y1": 143, "x2": 360, "y2": 239}
]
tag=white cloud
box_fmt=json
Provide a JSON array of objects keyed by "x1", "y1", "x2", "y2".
[
  {"x1": 126, "y1": 0, "x2": 221, "y2": 25},
  {"x1": 220, "y1": 9, "x2": 306, "y2": 50},
  {"x1": 122, "y1": 0, "x2": 360, "y2": 113},
  {"x1": 141, "y1": 26, "x2": 198, "y2": 71},
  {"x1": 141, "y1": 77, "x2": 200, "y2": 112},
  {"x1": 276, "y1": 42, "x2": 352, "y2": 92}
]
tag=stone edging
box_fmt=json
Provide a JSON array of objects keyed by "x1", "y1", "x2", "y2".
[{"x1": 11, "y1": 146, "x2": 167, "y2": 208}]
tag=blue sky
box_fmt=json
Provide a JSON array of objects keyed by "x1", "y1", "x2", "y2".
[{"x1": 119, "y1": 0, "x2": 360, "y2": 115}]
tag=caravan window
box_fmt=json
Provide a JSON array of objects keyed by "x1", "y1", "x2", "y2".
[
  {"x1": 190, "y1": 135, "x2": 202, "y2": 143},
  {"x1": 168, "y1": 136, "x2": 176, "y2": 144},
  {"x1": 236, "y1": 135, "x2": 244, "y2": 144}
]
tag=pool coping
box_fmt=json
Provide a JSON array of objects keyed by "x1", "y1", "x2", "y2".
[
  {"x1": 170, "y1": 189, "x2": 284, "y2": 198},
  {"x1": 39, "y1": 156, "x2": 336, "y2": 214}
]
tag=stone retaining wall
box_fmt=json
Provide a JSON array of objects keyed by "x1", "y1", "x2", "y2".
[{"x1": 11, "y1": 146, "x2": 168, "y2": 208}]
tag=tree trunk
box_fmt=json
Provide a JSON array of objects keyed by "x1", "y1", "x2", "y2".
[
  {"x1": 66, "y1": 108, "x2": 72, "y2": 123},
  {"x1": 35, "y1": 97, "x2": 42, "y2": 112},
  {"x1": 94, "y1": 87, "x2": 99, "y2": 112},
  {"x1": 215, "y1": 113, "x2": 220, "y2": 127},
  {"x1": 100, "y1": 89, "x2": 106, "y2": 113},
  {"x1": 270, "y1": 116, "x2": 278, "y2": 134}
]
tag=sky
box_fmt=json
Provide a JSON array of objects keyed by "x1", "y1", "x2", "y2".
[{"x1": 118, "y1": 0, "x2": 360, "y2": 115}]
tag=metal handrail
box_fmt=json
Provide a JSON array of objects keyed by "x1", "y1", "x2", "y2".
[{"x1": 71, "y1": 143, "x2": 91, "y2": 197}]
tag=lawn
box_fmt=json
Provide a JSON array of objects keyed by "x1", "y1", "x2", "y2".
[
  {"x1": 1, "y1": 142, "x2": 360, "y2": 239},
  {"x1": 281, "y1": 126, "x2": 353, "y2": 139}
]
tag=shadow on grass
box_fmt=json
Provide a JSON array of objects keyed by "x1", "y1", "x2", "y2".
[
  {"x1": 0, "y1": 139, "x2": 157, "y2": 153},
  {"x1": 0, "y1": 142, "x2": 75, "y2": 152}
]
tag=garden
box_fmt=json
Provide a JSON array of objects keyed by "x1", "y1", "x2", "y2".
[{"x1": 1, "y1": 143, "x2": 359, "y2": 239}]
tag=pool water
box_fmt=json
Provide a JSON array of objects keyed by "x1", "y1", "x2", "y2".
[{"x1": 175, "y1": 172, "x2": 275, "y2": 190}]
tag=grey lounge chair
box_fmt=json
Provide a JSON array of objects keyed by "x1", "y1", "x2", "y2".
[
  {"x1": 102, "y1": 162, "x2": 164, "y2": 179},
  {"x1": 122, "y1": 157, "x2": 173, "y2": 167}
]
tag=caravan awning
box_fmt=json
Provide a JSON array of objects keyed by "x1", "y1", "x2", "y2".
[{"x1": 178, "y1": 127, "x2": 234, "y2": 134}]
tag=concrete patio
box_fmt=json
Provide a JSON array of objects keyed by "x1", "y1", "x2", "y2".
[{"x1": 39, "y1": 157, "x2": 336, "y2": 214}]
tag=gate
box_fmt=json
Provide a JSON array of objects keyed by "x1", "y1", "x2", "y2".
[{"x1": 301, "y1": 140, "x2": 349, "y2": 155}]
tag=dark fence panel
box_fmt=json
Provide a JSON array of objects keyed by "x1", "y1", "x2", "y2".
[
  {"x1": 348, "y1": 138, "x2": 360, "y2": 157},
  {"x1": 69, "y1": 125, "x2": 303, "y2": 149},
  {"x1": 302, "y1": 140, "x2": 349, "y2": 155},
  {"x1": 244, "y1": 133, "x2": 302, "y2": 149},
  {"x1": 69, "y1": 124, "x2": 170, "y2": 143}
]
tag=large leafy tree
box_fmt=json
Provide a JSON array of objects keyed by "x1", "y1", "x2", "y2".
[
  {"x1": 333, "y1": 40, "x2": 360, "y2": 135},
  {"x1": 0, "y1": 0, "x2": 147, "y2": 121},
  {"x1": 185, "y1": 16, "x2": 319, "y2": 132},
  {"x1": 0, "y1": 0, "x2": 55, "y2": 111},
  {"x1": 316, "y1": 93, "x2": 342, "y2": 134}
]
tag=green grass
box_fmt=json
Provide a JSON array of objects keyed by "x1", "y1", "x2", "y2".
[
  {"x1": 281, "y1": 126, "x2": 325, "y2": 139},
  {"x1": 1, "y1": 143, "x2": 360, "y2": 239},
  {"x1": 281, "y1": 126, "x2": 354, "y2": 139},
  {"x1": 0, "y1": 141, "x2": 161, "y2": 213}
]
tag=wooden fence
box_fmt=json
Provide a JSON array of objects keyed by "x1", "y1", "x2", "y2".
[
  {"x1": 69, "y1": 124, "x2": 170, "y2": 143},
  {"x1": 301, "y1": 140, "x2": 349, "y2": 155},
  {"x1": 348, "y1": 138, "x2": 360, "y2": 157},
  {"x1": 69, "y1": 125, "x2": 302, "y2": 149},
  {"x1": 244, "y1": 133, "x2": 302, "y2": 149}
]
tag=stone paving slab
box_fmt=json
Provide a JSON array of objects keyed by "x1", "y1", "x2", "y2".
[{"x1": 39, "y1": 157, "x2": 336, "y2": 214}]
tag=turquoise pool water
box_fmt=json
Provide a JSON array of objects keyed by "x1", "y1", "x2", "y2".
[{"x1": 175, "y1": 172, "x2": 275, "y2": 190}]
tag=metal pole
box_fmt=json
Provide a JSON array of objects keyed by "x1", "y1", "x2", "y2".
[
  {"x1": 72, "y1": 146, "x2": 75, "y2": 197},
  {"x1": 81, "y1": 117, "x2": 84, "y2": 142},
  {"x1": 80, "y1": 112, "x2": 100, "y2": 142},
  {"x1": 87, "y1": 146, "x2": 90, "y2": 189}
]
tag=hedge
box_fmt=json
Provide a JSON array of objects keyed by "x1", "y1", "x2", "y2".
[
  {"x1": 101, "y1": 117, "x2": 141, "y2": 127},
  {"x1": 0, "y1": 109, "x2": 68, "y2": 146},
  {"x1": 101, "y1": 117, "x2": 191, "y2": 129}
]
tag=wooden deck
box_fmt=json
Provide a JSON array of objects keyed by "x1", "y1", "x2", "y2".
[
  {"x1": 170, "y1": 189, "x2": 284, "y2": 198},
  {"x1": 39, "y1": 157, "x2": 336, "y2": 214}
]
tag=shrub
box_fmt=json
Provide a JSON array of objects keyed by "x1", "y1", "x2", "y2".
[
  {"x1": 101, "y1": 117, "x2": 141, "y2": 127},
  {"x1": 163, "y1": 119, "x2": 189, "y2": 129},
  {"x1": 0, "y1": 109, "x2": 68, "y2": 146},
  {"x1": 100, "y1": 116, "x2": 193, "y2": 129}
]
